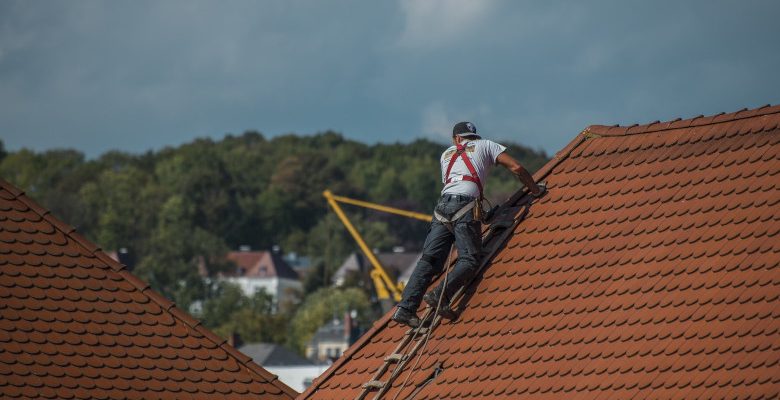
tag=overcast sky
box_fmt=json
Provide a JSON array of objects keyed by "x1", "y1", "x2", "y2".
[{"x1": 1, "y1": 0, "x2": 779, "y2": 157}]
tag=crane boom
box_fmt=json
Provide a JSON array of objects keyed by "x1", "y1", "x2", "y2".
[
  {"x1": 323, "y1": 190, "x2": 430, "y2": 303},
  {"x1": 326, "y1": 193, "x2": 431, "y2": 222}
]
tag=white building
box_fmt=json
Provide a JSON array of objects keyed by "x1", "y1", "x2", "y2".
[
  {"x1": 332, "y1": 250, "x2": 420, "y2": 288},
  {"x1": 305, "y1": 311, "x2": 362, "y2": 363},
  {"x1": 237, "y1": 342, "x2": 330, "y2": 392},
  {"x1": 220, "y1": 249, "x2": 302, "y2": 309}
]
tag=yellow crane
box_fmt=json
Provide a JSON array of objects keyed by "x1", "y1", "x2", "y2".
[{"x1": 323, "y1": 190, "x2": 430, "y2": 303}]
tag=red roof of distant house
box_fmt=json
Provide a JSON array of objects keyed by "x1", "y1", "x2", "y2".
[
  {"x1": 225, "y1": 250, "x2": 299, "y2": 280},
  {"x1": 0, "y1": 179, "x2": 297, "y2": 399},
  {"x1": 300, "y1": 105, "x2": 780, "y2": 399}
]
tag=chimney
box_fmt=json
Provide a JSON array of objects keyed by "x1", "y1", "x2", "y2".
[
  {"x1": 345, "y1": 310, "x2": 359, "y2": 344},
  {"x1": 113, "y1": 247, "x2": 136, "y2": 271},
  {"x1": 343, "y1": 311, "x2": 352, "y2": 341},
  {"x1": 227, "y1": 332, "x2": 243, "y2": 348}
]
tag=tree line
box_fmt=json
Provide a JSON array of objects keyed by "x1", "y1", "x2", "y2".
[{"x1": 0, "y1": 132, "x2": 548, "y2": 352}]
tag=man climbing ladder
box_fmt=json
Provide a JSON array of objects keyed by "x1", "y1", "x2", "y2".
[{"x1": 392, "y1": 121, "x2": 544, "y2": 327}]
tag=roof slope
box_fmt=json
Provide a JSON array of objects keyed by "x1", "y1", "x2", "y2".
[
  {"x1": 300, "y1": 105, "x2": 780, "y2": 399},
  {"x1": 239, "y1": 343, "x2": 314, "y2": 366},
  {"x1": 0, "y1": 179, "x2": 298, "y2": 399}
]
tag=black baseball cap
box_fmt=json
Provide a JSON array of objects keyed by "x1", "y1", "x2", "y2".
[{"x1": 452, "y1": 121, "x2": 479, "y2": 138}]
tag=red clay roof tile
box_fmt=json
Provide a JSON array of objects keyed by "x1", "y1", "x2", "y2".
[
  {"x1": 300, "y1": 104, "x2": 780, "y2": 399},
  {"x1": 0, "y1": 178, "x2": 297, "y2": 399}
]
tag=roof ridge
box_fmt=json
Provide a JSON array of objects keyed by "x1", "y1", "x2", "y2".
[
  {"x1": 0, "y1": 178, "x2": 298, "y2": 399},
  {"x1": 299, "y1": 131, "x2": 594, "y2": 399},
  {"x1": 268, "y1": 250, "x2": 299, "y2": 279},
  {"x1": 586, "y1": 103, "x2": 780, "y2": 137}
]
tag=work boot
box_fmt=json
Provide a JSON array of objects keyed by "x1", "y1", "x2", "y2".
[
  {"x1": 423, "y1": 288, "x2": 444, "y2": 308},
  {"x1": 391, "y1": 307, "x2": 421, "y2": 328},
  {"x1": 424, "y1": 288, "x2": 457, "y2": 320}
]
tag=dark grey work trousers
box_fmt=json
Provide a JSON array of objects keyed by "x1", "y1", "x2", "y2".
[{"x1": 398, "y1": 193, "x2": 481, "y2": 312}]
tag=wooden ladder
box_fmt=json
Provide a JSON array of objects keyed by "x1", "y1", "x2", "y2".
[{"x1": 355, "y1": 200, "x2": 529, "y2": 400}]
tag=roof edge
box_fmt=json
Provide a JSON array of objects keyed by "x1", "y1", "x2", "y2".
[
  {"x1": 586, "y1": 103, "x2": 780, "y2": 137},
  {"x1": 0, "y1": 178, "x2": 299, "y2": 399},
  {"x1": 299, "y1": 130, "x2": 594, "y2": 399},
  {"x1": 532, "y1": 130, "x2": 590, "y2": 184}
]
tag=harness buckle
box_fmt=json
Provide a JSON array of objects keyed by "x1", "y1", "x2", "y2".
[{"x1": 472, "y1": 200, "x2": 483, "y2": 222}]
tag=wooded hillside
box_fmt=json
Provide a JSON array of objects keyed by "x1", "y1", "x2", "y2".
[{"x1": 0, "y1": 132, "x2": 548, "y2": 350}]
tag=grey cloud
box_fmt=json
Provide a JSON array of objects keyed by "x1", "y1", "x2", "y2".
[{"x1": 0, "y1": 0, "x2": 778, "y2": 157}]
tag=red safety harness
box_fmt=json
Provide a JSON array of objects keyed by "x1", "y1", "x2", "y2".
[{"x1": 444, "y1": 142, "x2": 483, "y2": 198}]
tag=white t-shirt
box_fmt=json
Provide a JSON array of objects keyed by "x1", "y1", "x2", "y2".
[{"x1": 440, "y1": 139, "x2": 507, "y2": 197}]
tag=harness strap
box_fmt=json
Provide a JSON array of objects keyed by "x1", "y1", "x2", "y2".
[
  {"x1": 444, "y1": 142, "x2": 484, "y2": 198},
  {"x1": 433, "y1": 199, "x2": 477, "y2": 230}
]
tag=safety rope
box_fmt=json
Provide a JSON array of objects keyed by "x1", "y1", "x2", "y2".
[{"x1": 391, "y1": 247, "x2": 454, "y2": 400}]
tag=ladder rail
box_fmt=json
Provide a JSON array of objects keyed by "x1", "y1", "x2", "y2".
[
  {"x1": 355, "y1": 195, "x2": 533, "y2": 400},
  {"x1": 374, "y1": 315, "x2": 443, "y2": 400},
  {"x1": 388, "y1": 216, "x2": 521, "y2": 399},
  {"x1": 355, "y1": 308, "x2": 435, "y2": 400}
]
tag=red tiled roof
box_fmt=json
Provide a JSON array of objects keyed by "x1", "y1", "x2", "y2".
[
  {"x1": 225, "y1": 251, "x2": 299, "y2": 280},
  {"x1": 0, "y1": 179, "x2": 298, "y2": 399},
  {"x1": 300, "y1": 105, "x2": 780, "y2": 399}
]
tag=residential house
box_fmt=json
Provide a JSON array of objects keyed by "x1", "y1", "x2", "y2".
[
  {"x1": 305, "y1": 312, "x2": 361, "y2": 363},
  {"x1": 221, "y1": 248, "x2": 302, "y2": 309},
  {"x1": 300, "y1": 105, "x2": 780, "y2": 398},
  {"x1": 333, "y1": 250, "x2": 420, "y2": 288},
  {"x1": 238, "y1": 342, "x2": 329, "y2": 393}
]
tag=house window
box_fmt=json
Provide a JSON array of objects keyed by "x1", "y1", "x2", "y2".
[{"x1": 326, "y1": 347, "x2": 340, "y2": 358}]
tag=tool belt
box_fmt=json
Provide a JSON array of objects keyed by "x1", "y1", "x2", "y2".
[{"x1": 433, "y1": 197, "x2": 483, "y2": 229}]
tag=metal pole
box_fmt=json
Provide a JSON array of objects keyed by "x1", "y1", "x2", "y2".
[{"x1": 323, "y1": 190, "x2": 403, "y2": 302}]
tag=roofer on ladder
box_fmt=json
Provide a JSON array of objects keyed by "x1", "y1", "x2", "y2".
[{"x1": 392, "y1": 121, "x2": 545, "y2": 327}]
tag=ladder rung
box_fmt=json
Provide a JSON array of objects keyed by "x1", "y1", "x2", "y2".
[
  {"x1": 407, "y1": 327, "x2": 429, "y2": 336},
  {"x1": 384, "y1": 353, "x2": 405, "y2": 363},
  {"x1": 361, "y1": 380, "x2": 385, "y2": 390}
]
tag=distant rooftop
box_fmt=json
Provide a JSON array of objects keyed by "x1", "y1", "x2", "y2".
[
  {"x1": 333, "y1": 251, "x2": 420, "y2": 286},
  {"x1": 223, "y1": 249, "x2": 299, "y2": 280},
  {"x1": 239, "y1": 343, "x2": 313, "y2": 367}
]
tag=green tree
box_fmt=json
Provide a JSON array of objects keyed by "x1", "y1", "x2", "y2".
[
  {"x1": 204, "y1": 284, "x2": 289, "y2": 344},
  {"x1": 78, "y1": 166, "x2": 155, "y2": 253},
  {"x1": 0, "y1": 148, "x2": 95, "y2": 228},
  {"x1": 1, "y1": 131, "x2": 548, "y2": 328},
  {"x1": 287, "y1": 287, "x2": 373, "y2": 353},
  {"x1": 155, "y1": 139, "x2": 240, "y2": 240},
  {"x1": 200, "y1": 282, "x2": 249, "y2": 328},
  {"x1": 134, "y1": 195, "x2": 230, "y2": 309}
]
